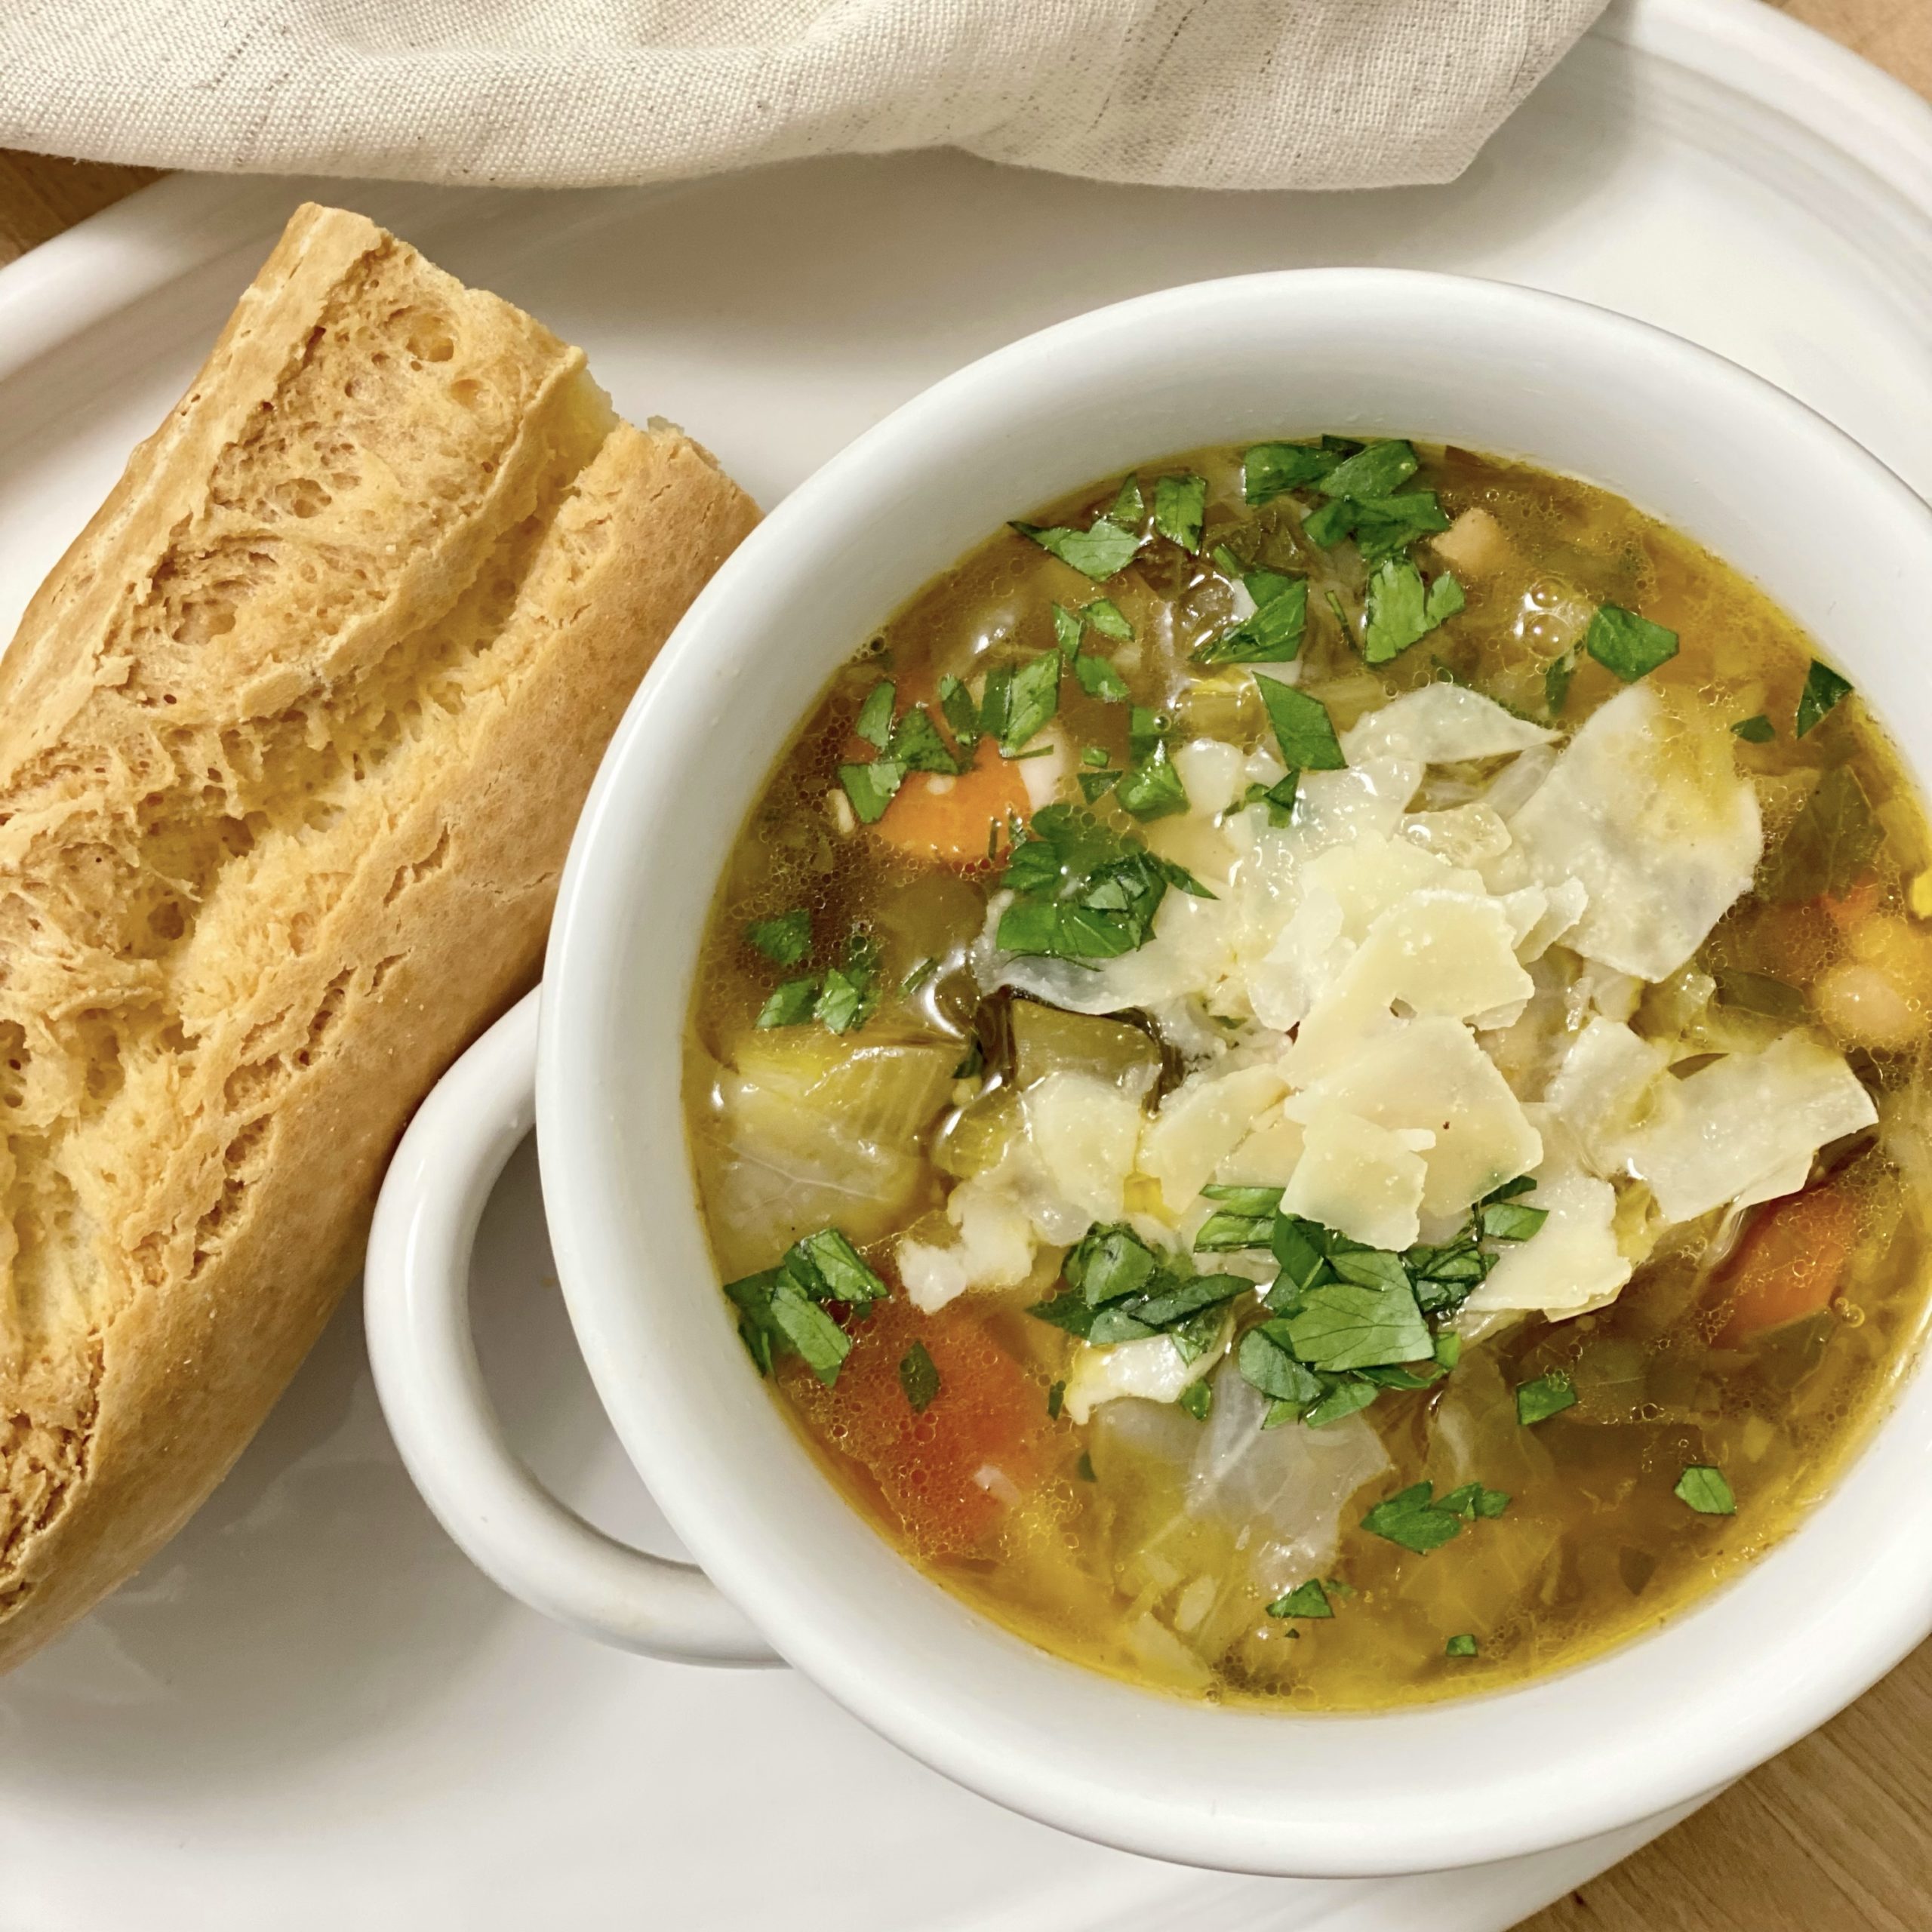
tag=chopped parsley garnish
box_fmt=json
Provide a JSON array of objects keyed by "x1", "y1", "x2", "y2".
[
  {"x1": 854, "y1": 678, "x2": 896, "y2": 749},
  {"x1": 1114, "y1": 740, "x2": 1190, "y2": 820},
  {"x1": 1078, "y1": 769, "x2": 1120, "y2": 803},
  {"x1": 1253, "y1": 674, "x2": 1345, "y2": 774},
  {"x1": 1360, "y1": 1481, "x2": 1469, "y2": 1554},
  {"x1": 1056, "y1": 602, "x2": 1131, "y2": 702},
  {"x1": 1444, "y1": 1633, "x2": 1478, "y2": 1658},
  {"x1": 995, "y1": 804, "x2": 1212, "y2": 962},
  {"x1": 1440, "y1": 1481, "x2": 1509, "y2": 1519},
  {"x1": 1731, "y1": 713, "x2": 1775, "y2": 743},
  {"x1": 1000, "y1": 650, "x2": 1063, "y2": 753},
  {"x1": 744, "y1": 907, "x2": 811, "y2": 967},
  {"x1": 1674, "y1": 1463, "x2": 1737, "y2": 1515},
  {"x1": 1031, "y1": 1224, "x2": 1248, "y2": 1349},
  {"x1": 1243, "y1": 440, "x2": 1342, "y2": 503},
  {"x1": 1318, "y1": 438, "x2": 1418, "y2": 501},
  {"x1": 1481, "y1": 1195, "x2": 1548, "y2": 1242},
  {"x1": 1515, "y1": 1370, "x2": 1577, "y2": 1425},
  {"x1": 1013, "y1": 515, "x2": 1142, "y2": 582},
  {"x1": 937, "y1": 673, "x2": 980, "y2": 751},
  {"x1": 1586, "y1": 603, "x2": 1679, "y2": 681},
  {"x1": 898, "y1": 1340, "x2": 940, "y2": 1414},
  {"x1": 1266, "y1": 1578, "x2": 1333, "y2": 1620},
  {"x1": 1195, "y1": 1183, "x2": 1284, "y2": 1251},
  {"x1": 1110, "y1": 475, "x2": 1145, "y2": 524},
  {"x1": 1196, "y1": 572, "x2": 1307, "y2": 666},
  {"x1": 1307, "y1": 491, "x2": 1451, "y2": 561},
  {"x1": 1545, "y1": 649, "x2": 1577, "y2": 717},
  {"x1": 814, "y1": 934, "x2": 882, "y2": 1034},
  {"x1": 1361, "y1": 558, "x2": 1463, "y2": 663},
  {"x1": 1153, "y1": 473, "x2": 1208, "y2": 552},
  {"x1": 1280, "y1": 1269, "x2": 1433, "y2": 1374},
  {"x1": 1177, "y1": 1378, "x2": 1214, "y2": 1421},
  {"x1": 755, "y1": 975, "x2": 820, "y2": 1029},
  {"x1": 838, "y1": 755, "x2": 906, "y2": 824},
  {"x1": 1795, "y1": 660, "x2": 1853, "y2": 737},
  {"x1": 1086, "y1": 598, "x2": 1134, "y2": 639},
  {"x1": 724, "y1": 1226, "x2": 888, "y2": 1388},
  {"x1": 1239, "y1": 773, "x2": 1300, "y2": 827},
  {"x1": 1081, "y1": 743, "x2": 1112, "y2": 767}
]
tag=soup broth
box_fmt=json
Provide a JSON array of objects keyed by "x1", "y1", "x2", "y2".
[{"x1": 683, "y1": 439, "x2": 1932, "y2": 1709}]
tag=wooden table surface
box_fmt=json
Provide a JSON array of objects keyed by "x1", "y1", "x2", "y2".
[{"x1": 1, "y1": 5, "x2": 1927, "y2": 1926}]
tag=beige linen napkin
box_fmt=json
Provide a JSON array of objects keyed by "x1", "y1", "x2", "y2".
[{"x1": 0, "y1": 0, "x2": 1607, "y2": 192}]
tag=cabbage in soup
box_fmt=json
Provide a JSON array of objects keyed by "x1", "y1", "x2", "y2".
[{"x1": 683, "y1": 438, "x2": 1932, "y2": 1709}]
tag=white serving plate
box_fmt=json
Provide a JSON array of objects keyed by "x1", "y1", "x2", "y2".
[{"x1": 0, "y1": 2, "x2": 1927, "y2": 1925}]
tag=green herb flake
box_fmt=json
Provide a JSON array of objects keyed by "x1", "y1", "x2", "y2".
[
  {"x1": 890, "y1": 705, "x2": 964, "y2": 776},
  {"x1": 1001, "y1": 651, "x2": 1062, "y2": 753},
  {"x1": 1674, "y1": 1463, "x2": 1737, "y2": 1515},
  {"x1": 1515, "y1": 1370, "x2": 1578, "y2": 1426},
  {"x1": 1052, "y1": 604, "x2": 1083, "y2": 657},
  {"x1": 898, "y1": 1340, "x2": 941, "y2": 1414},
  {"x1": 1545, "y1": 649, "x2": 1577, "y2": 717},
  {"x1": 1349, "y1": 492, "x2": 1452, "y2": 561},
  {"x1": 1242, "y1": 441, "x2": 1339, "y2": 503},
  {"x1": 1283, "y1": 1272, "x2": 1433, "y2": 1374},
  {"x1": 1481, "y1": 1198, "x2": 1549, "y2": 1242},
  {"x1": 1254, "y1": 674, "x2": 1345, "y2": 771},
  {"x1": 1444, "y1": 1633, "x2": 1478, "y2": 1659},
  {"x1": 838, "y1": 758, "x2": 906, "y2": 825},
  {"x1": 1302, "y1": 1377, "x2": 1381, "y2": 1428},
  {"x1": 937, "y1": 673, "x2": 981, "y2": 751},
  {"x1": 854, "y1": 679, "x2": 897, "y2": 749},
  {"x1": 995, "y1": 804, "x2": 1211, "y2": 963},
  {"x1": 1266, "y1": 1578, "x2": 1334, "y2": 1620},
  {"x1": 1085, "y1": 598, "x2": 1134, "y2": 640},
  {"x1": 1236, "y1": 1320, "x2": 1324, "y2": 1407},
  {"x1": 1795, "y1": 660, "x2": 1854, "y2": 738},
  {"x1": 1193, "y1": 1183, "x2": 1284, "y2": 1253},
  {"x1": 1361, "y1": 558, "x2": 1459, "y2": 664},
  {"x1": 731, "y1": 1269, "x2": 854, "y2": 1389},
  {"x1": 1732, "y1": 713, "x2": 1775, "y2": 744},
  {"x1": 1585, "y1": 604, "x2": 1679, "y2": 682},
  {"x1": 1239, "y1": 773, "x2": 1300, "y2": 828},
  {"x1": 1439, "y1": 1481, "x2": 1509, "y2": 1520},
  {"x1": 1072, "y1": 650, "x2": 1130, "y2": 703},
  {"x1": 1078, "y1": 770, "x2": 1120, "y2": 803},
  {"x1": 1013, "y1": 516, "x2": 1141, "y2": 583},
  {"x1": 1318, "y1": 438, "x2": 1418, "y2": 500},
  {"x1": 1153, "y1": 473, "x2": 1209, "y2": 552},
  {"x1": 1177, "y1": 1379, "x2": 1214, "y2": 1422},
  {"x1": 1197, "y1": 575, "x2": 1308, "y2": 666},
  {"x1": 1047, "y1": 1379, "x2": 1065, "y2": 1420},
  {"x1": 744, "y1": 907, "x2": 811, "y2": 968},
  {"x1": 814, "y1": 936, "x2": 881, "y2": 1035},
  {"x1": 755, "y1": 975, "x2": 821, "y2": 1029},
  {"x1": 788, "y1": 1226, "x2": 889, "y2": 1309},
  {"x1": 1110, "y1": 475, "x2": 1145, "y2": 524},
  {"x1": 1360, "y1": 1481, "x2": 1465, "y2": 1555},
  {"x1": 1114, "y1": 740, "x2": 1190, "y2": 821}
]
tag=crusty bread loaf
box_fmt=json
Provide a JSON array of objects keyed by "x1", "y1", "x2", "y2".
[{"x1": 0, "y1": 203, "x2": 758, "y2": 1671}]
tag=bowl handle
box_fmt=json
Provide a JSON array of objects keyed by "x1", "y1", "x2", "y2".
[{"x1": 364, "y1": 989, "x2": 779, "y2": 1666}]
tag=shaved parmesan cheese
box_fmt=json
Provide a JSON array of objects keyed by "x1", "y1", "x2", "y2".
[
  {"x1": 1281, "y1": 1107, "x2": 1432, "y2": 1251},
  {"x1": 1140, "y1": 1063, "x2": 1291, "y2": 1212},
  {"x1": 1515, "y1": 875, "x2": 1589, "y2": 961},
  {"x1": 1292, "y1": 890, "x2": 1535, "y2": 1080},
  {"x1": 1214, "y1": 1105, "x2": 1306, "y2": 1187},
  {"x1": 1288, "y1": 1015, "x2": 1542, "y2": 1217},
  {"x1": 1341, "y1": 683, "x2": 1554, "y2": 768},
  {"x1": 1458, "y1": 1168, "x2": 1632, "y2": 1321},
  {"x1": 1248, "y1": 884, "x2": 1348, "y2": 1032},
  {"x1": 1064, "y1": 1329, "x2": 1222, "y2": 1424},
  {"x1": 1509, "y1": 685, "x2": 1762, "y2": 980},
  {"x1": 1290, "y1": 758, "x2": 1423, "y2": 850},
  {"x1": 1623, "y1": 1030, "x2": 1878, "y2": 1224},
  {"x1": 1025, "y1": 1072, "x2": 1144, "y2": 1222},
  {"x1": 1545, "y1": 1017, "x2": 1669, "y2": 1177},
  {"x1": 1476, "y1": 742, "x2": 1557, "y2": 822}
]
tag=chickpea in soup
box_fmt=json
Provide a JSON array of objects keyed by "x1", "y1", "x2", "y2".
[{"x1": 684, "y1": 438, "x2": 1932, "y2": 1710}]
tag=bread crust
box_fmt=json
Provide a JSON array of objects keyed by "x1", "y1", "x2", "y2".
[{"x1": 0, "y1": 205, "x2": 758, "y2": 1671}]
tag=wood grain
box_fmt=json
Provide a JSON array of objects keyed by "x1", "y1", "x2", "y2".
[{"x1": 0, "y1": 3, "x2": 1927, "y2": 1927}]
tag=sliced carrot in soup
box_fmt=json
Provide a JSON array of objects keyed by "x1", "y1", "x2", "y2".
[
  {"x1": 1712, "y1": 1180, "x2": 1859, "y2": 1345},
  {"x1": 872, "y1": 735, "x2": 1029, "y2": 867},
  {"x1": 783, "y1": 1294, "x2": 1052, "y2": 1558}
]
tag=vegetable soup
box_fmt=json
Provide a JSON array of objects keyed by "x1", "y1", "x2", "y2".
[{"x1": 683, "y1": 438, "x2": 1932, "y2": 1709}]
